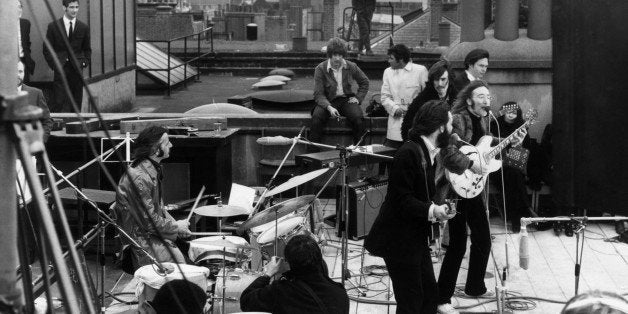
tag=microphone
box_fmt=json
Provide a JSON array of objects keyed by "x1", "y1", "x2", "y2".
[
  {"x1": 519, "y1": 227, "x2": 529, "y2": 270},
  {"x1": 256, "y1": 136, "x2": 293, "y2": 146}
]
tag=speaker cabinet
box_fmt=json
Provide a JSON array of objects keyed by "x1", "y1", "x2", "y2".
[{"x1": 336, "y1": 177, "x2": 388, "y2": 240}]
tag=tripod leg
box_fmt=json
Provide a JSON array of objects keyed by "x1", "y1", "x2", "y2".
[
  {"x1": 39, "y1": 151, "x2": 98, "y2": 312},
  {"x1": 17, "y1": 209, "x2": 35, "y2": 314}
]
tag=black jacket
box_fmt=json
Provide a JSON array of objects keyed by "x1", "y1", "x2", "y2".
[
  {"x1": 401, "y1": 83, "x2": 458, "y2": 142},
  {"x1": 22, "y1": 85, "x2": 53, "y2": 142},
  {"x1": 453, "y1": 70, "x2": 471, "y2": 91},
  {"x1": 365, "y1": 140, "x2": 436, "y2": 262},
  {"x1": 240, "y1": 271, "x2": 349, "y2": 314},
  {"x1": 20, "y1": 18, "x2": 35, "y2": 75},
  {"x1": 43, "y1": 18, "x2": 91, "y2": 70}
]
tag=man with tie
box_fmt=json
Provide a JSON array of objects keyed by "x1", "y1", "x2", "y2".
[{"x1": 43, "y1": 0, "x2": 91, "y2": 113}]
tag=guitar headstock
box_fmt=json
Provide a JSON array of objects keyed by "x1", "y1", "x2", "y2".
[{"x1": 524, "y1": 108, "x2": 538, "y2": 124}]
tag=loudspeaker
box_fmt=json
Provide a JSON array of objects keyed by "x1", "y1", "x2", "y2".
[{"x1": 336, "y1": 176, "x2": 387, "y2": 240}]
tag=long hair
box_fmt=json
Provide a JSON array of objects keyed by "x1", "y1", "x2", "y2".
[
  {"x1": 326, "y1": 37, "x2": 348, "y2": 58},
  {"x1": 451, "y1": 80, "x2": 489, "y2": 114},
  {"x1": 131, "y1": 126, "x2": 168, "y2": 167},
  {"x1": 407, "y1": 100, "x2": 450, "y2": 142},
  {"x1": 284, "y1": 234, "x2": 326, "y2": 276}
]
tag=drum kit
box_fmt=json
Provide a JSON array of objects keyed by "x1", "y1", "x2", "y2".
[{"x1": 181, "y1": 166, "x2": 328, "y2": 313}]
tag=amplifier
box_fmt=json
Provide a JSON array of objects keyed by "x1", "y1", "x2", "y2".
[{"x1": 335, "y1": 176, "x2": 388, "y2": 240}]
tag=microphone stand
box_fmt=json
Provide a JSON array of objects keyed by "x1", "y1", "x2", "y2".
[
  {"x1": 295, "y1": 136, "x2": 392, "y2": 293},
  {"x1": 51, "y1": 165, "x2": 170, "y2": 276},
  {"x1": 521, "y1": 215, "x2": 628, "y2": 296},
  {"x1": 250, "y1": 126, "x2": 307, "y2": 217}
]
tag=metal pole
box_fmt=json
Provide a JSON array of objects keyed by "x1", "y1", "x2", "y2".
[{"x1": 0, "y1": 2, "x2": 21, "y2": 310}]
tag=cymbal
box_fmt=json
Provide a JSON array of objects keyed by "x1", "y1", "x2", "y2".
[
  {"x1": 194, "y1": 204, "x2": 249, "y2": 217},
  {"x1": 266, "y1": 168, "x2": 329, "y2": 197},
  {"x1": 191, "y1": 237, "x2": 256, "y2": 251},
  {"x1": 239, "y1": 195, "x2": 316, "y2": 232}
]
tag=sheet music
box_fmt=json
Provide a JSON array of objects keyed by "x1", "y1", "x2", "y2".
[{"x1": 228, "y1": 183, "x2": 256, "y2": 214}]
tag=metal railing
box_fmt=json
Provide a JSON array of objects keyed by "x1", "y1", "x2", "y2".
[
  {"x1": 136, "y1": 27, "x2": 214, "y2": 97},
  {"x1": 342, "y1": 2, "x2": 395, "y2": 50}
]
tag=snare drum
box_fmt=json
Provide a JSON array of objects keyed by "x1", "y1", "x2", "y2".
[
  {"x1": 214, "y1": 268, "x2": 263, "y2": 314},
  {"x1": 189, "y1": 236, "x2": 252, "y2": 265},
  {"x1": 256, "y1": 216, "x2": 313, "y2": 258},
  {"x1": 134, "y1": 263, "x2": 209, "y2": 314}
]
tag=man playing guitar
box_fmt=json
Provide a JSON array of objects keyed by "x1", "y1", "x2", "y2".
[{"x1": 436, "y1": 80, "x2": 527, "y2": 314}]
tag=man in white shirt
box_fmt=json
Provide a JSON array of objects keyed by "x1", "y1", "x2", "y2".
[
  {"x1": 453, "y1": 49, "x2": 489, "y2": 91},
  {"x1": 380, "y1": 44, "x2": 428, "y2": 148},
  {"x1": 43, "y1": 0, "x2": 91, "y2": 112}
]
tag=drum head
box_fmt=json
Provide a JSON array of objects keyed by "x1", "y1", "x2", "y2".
[
  {"x1": 257, "y1": 216, "x2": 304, "y2": 245},
  {"x1": 250, "y1": 213, "x2": 296, "y2": 234}
]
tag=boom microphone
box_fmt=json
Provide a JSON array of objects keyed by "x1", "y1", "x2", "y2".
[
  {"x1": 519, "y1": 228, "x2": 529, "y2": 270},
  {"x1": 256, "y1": 136, "x2": 293, "y2": 146}
]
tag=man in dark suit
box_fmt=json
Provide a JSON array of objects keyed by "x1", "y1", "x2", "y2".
[
  {"x1": 365, "y1": 100, "x2": 461, "y2": 314},
  {"x1": 17, "y1": 60, "x2": 53, "y2": 264},
  {"x1": 18, "y1": 61, "x2": 53, "y2": 142},
  {"x1": 452, "y1": 49, "x2": 489, "y2": 92},
  {"x1": 18, "y1": 0, "x2": 35, "y2": 83},
  {"x1": 43, "y1": 0, "x2": 91, "y2": 113}
]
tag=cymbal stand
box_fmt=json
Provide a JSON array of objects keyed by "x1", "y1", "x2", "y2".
[
  {"x1": 294, "y1": 137, "x2": 392, "y2": 291},
  {"x1": 50, "y1": 165, "x2": 171, "y2": 275},
  {"x1": 250, "y1": 126, "x2": 307, "y2": 217}
]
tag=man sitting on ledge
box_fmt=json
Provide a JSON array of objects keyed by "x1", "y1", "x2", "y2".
[{"x1": 310, "y1": 37, "x2": 370, "y2": 148}]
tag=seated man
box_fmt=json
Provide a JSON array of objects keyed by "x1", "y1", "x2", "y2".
[
  {"x1": 240, "y1": 235, "x2": 349, "y2": 314},
  {"x1": 113, "y1": 126, "x2": 192, "y2": 270},
  {"x1": 311, "y1": 37, "x2": 369, "y2": 148}
]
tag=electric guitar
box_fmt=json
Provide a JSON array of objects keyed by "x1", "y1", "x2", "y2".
[{"x1": 446, "y1": 109, "x2": 538, "y2": 198}]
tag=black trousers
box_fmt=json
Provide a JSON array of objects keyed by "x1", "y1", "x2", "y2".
[
  {"x1": 491, "y1": 167, "x2": 531, "y2": 232},
  {"x1": 51, "y1": 63, "x2": 84, "y2": 113},
  {"x1": 437, "y1": 195, "x2": 491, "y2": 304},
  {"x1": 310, "y1": 97, "x2": 365, "y2": 146},
  {"x1": 384, "y1": 251, "x2": 438, "y2": 314},
  {"x1": 354, "y1": 3, "x2": 375, "y2": 52}
]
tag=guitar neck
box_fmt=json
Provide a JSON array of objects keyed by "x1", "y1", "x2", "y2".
[{"x1": 486, "y1": 121, "x2": 530, "y2": 160}]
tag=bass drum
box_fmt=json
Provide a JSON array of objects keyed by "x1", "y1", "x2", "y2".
[{"x1": 213, "y1": 268, "x2": 263, "y2": 314}]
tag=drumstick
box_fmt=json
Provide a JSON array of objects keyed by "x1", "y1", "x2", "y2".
[
  {"x1": 190, "y1": 232, "x2": 230, "y2": 237},
  {"x1": 187, "y1": 185, "x2": 206, "y2": 222}
]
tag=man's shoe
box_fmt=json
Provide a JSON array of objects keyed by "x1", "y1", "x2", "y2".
[
  {"x1": 553, "y1": 222, "x2": 564, "y2": 236},
  {"x1": 365, "y1": 49, "x2": 374, "y2": 56},
  {"x1": 437, "y1": 303, "x2": 459, "y2": 314},
  {"x1": 463, "y1": 289, "x2": 496, "y2": 299}
]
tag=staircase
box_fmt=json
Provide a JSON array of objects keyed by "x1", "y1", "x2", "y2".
[{"x1": 136, "y1": 39, "x2": 198, "y2": 88}]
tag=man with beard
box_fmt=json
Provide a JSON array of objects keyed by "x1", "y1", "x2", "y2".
[
  {"x1": 453, "y1": 49, "x2": 489, "y2": 91},
  {"x1": 401, "y1": 60, "x2": 457, "y2": 142},
  {"x1": 365, "y1": 100, "x2": 462, "y2": 313},
  {"x1": 436, "y1": 81, "x2": 526, "y2": 314},
  {"x1": 380, "y1": 44, "x2": 427, "y2": 149}
]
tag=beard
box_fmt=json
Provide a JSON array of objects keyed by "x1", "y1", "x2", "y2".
[{"x1": 436, "y1": 128, "x2": 451, "y2": 149}]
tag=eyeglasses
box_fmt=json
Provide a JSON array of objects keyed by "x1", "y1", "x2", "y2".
[{"x1": 473, "y1": 94, "x2": 494, "y2": 102}]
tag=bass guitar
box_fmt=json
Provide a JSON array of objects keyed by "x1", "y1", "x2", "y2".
[{"x1": 447, "y1": 109, "x2": 538, "y2": 198}]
